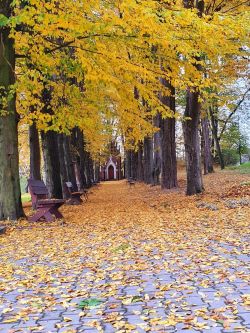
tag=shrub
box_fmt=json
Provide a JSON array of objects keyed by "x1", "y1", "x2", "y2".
[{"x1": 222, "y1": 148, "x2": 239, "y2": 166}]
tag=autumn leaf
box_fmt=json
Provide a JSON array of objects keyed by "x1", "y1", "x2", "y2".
[{"x1": 78, "y1": 298, "x2": 103, "y2": 309}]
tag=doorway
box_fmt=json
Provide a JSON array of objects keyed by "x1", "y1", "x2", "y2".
[{"x1": 108, "y1": 165, "x2": 114, "y2": 180}]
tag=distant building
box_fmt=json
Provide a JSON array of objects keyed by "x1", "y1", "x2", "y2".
[
  {"x1": 99, "y1": 142, "x2": 123, "y2": 181},
  {"x1": 241, "y1": 154, "x2": 250, "y2": 164}
]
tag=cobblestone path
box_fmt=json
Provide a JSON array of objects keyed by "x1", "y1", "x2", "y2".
[{"x1": 0, "y1": 179, "x2": 250, "y2": 333}]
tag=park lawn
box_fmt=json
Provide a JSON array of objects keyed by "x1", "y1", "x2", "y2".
[
  {"x1": 21, "y1": 193, "x2": 31, "y2": 203},
  {"x1": 227, "y1": 161, "x2": 250, "y2": 174},
  {"x1": 20, "y1": 177, "x2": 28, "y2": 194}
]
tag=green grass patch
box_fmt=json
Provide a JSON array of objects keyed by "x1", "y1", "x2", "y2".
[
  {"x1": 20, "y1": 177, "x2": 28, "y2": 194},
  {"x1": 227, "y1": 161, "x2": 250, "y2": 174},
  {"x1": 21, "y1": 193, "x2": 31, "y2": 203}
]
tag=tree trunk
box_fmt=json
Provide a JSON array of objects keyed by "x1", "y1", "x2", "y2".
[
  {"x1": 41, "y1": 130, "x2": 62, "y2": 198},
  {"x1": 125, "y1": 149, "x2": 137, "y2": 179},
  {"x1": 86, "y1": 152, "x2": 94, "y2": 184},
  {"x1": 63, "y1": 134, "x2": 77, "y2": 189},
  {"x1": 153, "y1": 114, "x2": 161, "y2": 185},
  {"x1": 143, "y1": 136, "x2": 154, "y2": 184},
  {"x1": 159, "y1": 80, "x2": 177, "y2": 189},
  {"x1": 201, "y1": 117, "x2": 214, "y2": 174},
  {"x1": 94, "y1": 161, "x2": 100, "y2": 182},
  {"x1": 125, "y1": 150, "x2": 131, "y2": 179},
  {"x1": 130, "y1": 150, "x2": 138, "y2": 180},
  {"x1": 161, "y1": 117, "x2": 177, "y2": 189},
  {"x1": 57, "y1": 133, "x2": 69, "y2": 198},
  {"x1": 29, "y1": 122, "x2": 41, "y2": 180},
  {"x1": 0, "y1": 9, "x2": 24, "y2": 220},
  {"x1": 71, "y1": 128, "x2": 85, "y2": 189},
  {"x1": 136, "y1": 142, "x2": 144, "y2": 181},
  {"x1": 182, "y1": 0, "x2": 204, "y2": 195},
  {"x1": 73, "y1": 162, "x2": 82, "y2": 191},
  {"x1": 209, "y1": 106, "x2": 225, "y2": 169},
  {"x1": 77, "y1": 129, "x2": 90, "y2": 188},
  {"x1": 183, "y1": 90, "x2": 203, "y2": 195}
]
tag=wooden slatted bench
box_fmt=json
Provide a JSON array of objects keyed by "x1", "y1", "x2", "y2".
[
  {"x1": 65, "y1": 182, "x2": 88, "y2": 205},
  {"x1": 28, "y1": 179, "x2": 65, "y2": 222},
  {"x1": 127, "y1": 177, "x2": 136, "y2": 187}
]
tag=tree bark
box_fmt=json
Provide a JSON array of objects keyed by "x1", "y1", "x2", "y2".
[
  {"x1": 41, "y1": 130, "x2": 62, "y2": 198},
  {"x1": 71, "y1": 128, "x2": 85, "y2": 189},
  {"x1": 143, "y1": 136, "x2": 154, "y2": 184},
  {"x1": 125, "y1": 149, "x2": 137, "y2": 179},
  {"x1": 94, "y1": 160, "x2": 100, "y2": 182},
  {"x1": 125, "y1": 150, "x2": 131, "y2": 179},
  {"x1": 57, "y1": 133, "x2": 70, "y2": 198},
  {"x1": 136, "y1": 142, "x2": 144, "y2": 181},
  {"x1": 161, "y1": 117, "x2": 177, "y2": 189},
  {"x1": 71, "y1": 128, "x2": 92, "y2": 188},
  {"x1": 183, "y1": 90, "x2": 203, "y2": 195},
  {"x1": 153, "y1": 114, "x2": 161, "y2": 185},
  {"x1": 201, "y1": 117, "x2": 214, "y2": 174},
  {"x1": 209, "y1": 106, "x2": 225, "y2": 169},
  {"x1": 0, "y1": 4, "x2": 24, "y2": 220},
  {"x1": 182, "y1": 0, "x2": 204, "y2": 195},
  {"x1": 63, "y1": 134, "x2": 77, "y2": 189},
  {"x1": 130, "y1": 150, "x2": 137, "y2": 180},
  {"x1": 86, "y1": 152, "x2": 94, "y2": 184},
  {"x1": 159, "y1": 80, "x2": 177, "y2": 189},
  {"x1": 29, "y1": 122, "x2": 41, "y2": 180}
]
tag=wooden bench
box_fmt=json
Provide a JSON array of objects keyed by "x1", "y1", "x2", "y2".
[
  {"x1": 127, "y1": 178, "x2": 136, "y2": 187},
  {"x1": 28, "y1": 179, "x2": 65, "y2": 222},
  {"x1": 65, "y1": 182, "x2": 88, "y2": 205}
]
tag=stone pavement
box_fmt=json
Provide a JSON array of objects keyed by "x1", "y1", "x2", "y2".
[{"x1": 0, "y1": 180, "x2": 249, "y2": 333}]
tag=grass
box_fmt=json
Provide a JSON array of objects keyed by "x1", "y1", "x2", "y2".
[
  {"x1": 20, "y1": 177, "x2": 28, "y2": 194},
  {"x1": 20, "y1": 177, "x2": 31, "y2": 203},
  {"x1": 227, "y1": 161, "x2": 250, "y2": 174},
  {"x1": 21, "y1": 193, "x2": 31, "y2": 203}
]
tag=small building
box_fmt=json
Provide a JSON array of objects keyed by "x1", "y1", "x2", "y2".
[
  {"x1": 241, "y1": 154, "x2": 250, "y2": 164},
  {"x1": 100, "y1": 156, "x2": 122, "y2": 181},
  {"x1": 99, "y1": 142, "x2": 123, "y2": 181}
]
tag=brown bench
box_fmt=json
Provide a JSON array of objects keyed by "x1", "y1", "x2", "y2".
[
  {"x1": 65, "y1": 182, "x2": 88, "y2": 205},
  {"x1": 28, "y1": 179, "x2": 65, "y2": 222},
  {"x1": 127, "y1": 178, "x2": 136, "y2": 187}
]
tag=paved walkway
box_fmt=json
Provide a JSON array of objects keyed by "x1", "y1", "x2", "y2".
[{"x1": 0, "y1": 180, "x2": 249, "y2": 333}]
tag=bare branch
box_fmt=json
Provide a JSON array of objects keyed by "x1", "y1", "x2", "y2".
[{"x1": 219, "y1": 87, "x2": 250, "y2": 139}]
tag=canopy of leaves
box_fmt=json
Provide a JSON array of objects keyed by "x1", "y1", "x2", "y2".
[{"x1": 3, "y1": 0, "x2": 249, "y2": 154}]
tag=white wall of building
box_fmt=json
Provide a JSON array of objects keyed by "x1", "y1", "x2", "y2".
[{"x1": 105, "y1": 157, "x2": 117, "y2": 180}]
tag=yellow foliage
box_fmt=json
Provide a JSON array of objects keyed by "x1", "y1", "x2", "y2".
[{"x1": 6, "y1": 0, "x2": 249, "y2": 154}]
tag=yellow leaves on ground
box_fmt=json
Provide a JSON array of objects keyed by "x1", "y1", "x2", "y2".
[
  {"x1": 0, "y1": 170, "x2": 250, "y2": 331},
  {"x1": 242, "y1": 294, "x2": 250, "y2": 306}
]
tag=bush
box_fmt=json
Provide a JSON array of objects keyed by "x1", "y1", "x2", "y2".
[{"x1": 222, "y1": 148, "x2": 239, "y2": 166}]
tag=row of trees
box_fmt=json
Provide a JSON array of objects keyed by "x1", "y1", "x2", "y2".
[{"x1": 0, "y1": 0, "x2": 249, "y2": 220}]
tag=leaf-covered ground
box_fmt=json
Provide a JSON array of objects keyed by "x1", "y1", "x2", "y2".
[{"x1": 0, "y1": 171, "x2": 250, "y2": 333}]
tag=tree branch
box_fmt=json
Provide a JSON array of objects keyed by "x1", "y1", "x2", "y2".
[{"x1": 219, "y1": 87, "x2": 250, "y2": 139}]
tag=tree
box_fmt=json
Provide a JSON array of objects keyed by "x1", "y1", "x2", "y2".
[
  {"x1": 159, "y1": 79, "x2": 178, "y2": 189},
  {"x1": 201, "y1": 116, "x2": 214, "y2": 174},
  {"x1": 29, "y1": 122, "x2": 41, "y2": 180},
  {"x1": 1, "y1": 0, "x2": 249, "y2": 221},
  {"x1": 0, "y1": 0, "x2": 24, "y2": 220}
]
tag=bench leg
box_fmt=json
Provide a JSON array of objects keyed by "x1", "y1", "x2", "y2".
[
  {"x1": 50, "y1": 207, "x2": 63, "y2": 219},
  {"x1": 29, "y1": 205, "x2": 64, "y2": 222},
  {"x1": 28, "y1": 207, "x2": 51, "y2": 222},
  {"x1": 43, "y1": 211, "x2": 54, "y2": 222},
  {"x1": 75, "y1": 196, "x2": 83, "y2": 204},
  {"x1": 66, "y1": 197, "x2": 82, "y2": 205}
]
